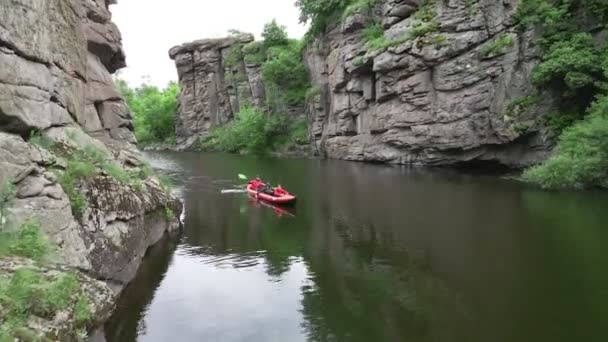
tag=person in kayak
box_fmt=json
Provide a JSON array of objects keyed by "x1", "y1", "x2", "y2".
[{"x1": 251, "y1": 177, "x2": 276, "y2": 196}]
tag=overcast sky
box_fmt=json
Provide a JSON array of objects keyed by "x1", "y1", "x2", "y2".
[{"x1": 110, "y1": 0, "x2": 307, "y2": 88}]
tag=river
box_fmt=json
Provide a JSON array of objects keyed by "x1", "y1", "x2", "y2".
[{"x1": 103, "y1": 152, "x2": 608, "y2": 342}]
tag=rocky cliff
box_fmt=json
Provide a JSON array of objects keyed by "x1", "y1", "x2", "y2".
[
  {"x1": 169, "y1": 0, "x2": 555, "y2": 167},
  {"x1": 169, "y1": 34, "x2": 305, "y2": 149},
  {"x1": 0, "y1": 0, "x2": 180, "y2": 338},
  {"x1": 305, "y1": 0, "x2": 554, "y2": 168}
]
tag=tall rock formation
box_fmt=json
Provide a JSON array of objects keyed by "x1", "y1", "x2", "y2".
[
  {"x1": 305, "y1": 0, "x2": 553, "y2": 168},
  {"x1": 169, "y1": 34, "x2": 263, "y2": 148},
  {"x1": 0, "y1": 0, "x2": 180, "y2": 336},
  {"x1": 169, "y1": 34, "x2": 307, "y2": 149}
]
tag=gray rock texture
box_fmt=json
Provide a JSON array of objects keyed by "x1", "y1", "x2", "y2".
[
  {"x1": 169, "y1": 34, "x2": 306, "y2": 149},
  {"x1": 305, "y1": 0, "x2": 555, "y2": 168},
  {"x1": 0, "y1": 257, "x2": 117, "y2": 341},
  {"x1": 0, "y1": 0, "x2": 181, "y2": 336}
]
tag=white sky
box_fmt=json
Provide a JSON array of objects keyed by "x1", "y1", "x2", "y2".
[{"x1": 110, "y1": 0, "x2": 307, "y2": 88}]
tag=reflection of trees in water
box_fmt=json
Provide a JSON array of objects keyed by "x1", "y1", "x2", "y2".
[
  {"x1": 300, "y1": 215, "x2": 471, "y2": 342},
  {"x1": 104, "y1": 235, "x2": 179, "y2": 342},
  {"x1": 180, "y1": 188, "x2": 311, "y2": 276},
  {"x1": 521, "y1": 191, "x2": 608, "y2": 341}
]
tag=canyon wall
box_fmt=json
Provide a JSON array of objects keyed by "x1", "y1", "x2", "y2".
[
  {"x1": 169, "y1": 0, "x2": 555, "y2": 167},
  {"x1": 304, "y1": 0, "x2": 554, "y2": 167},
  {"x1": 0, "y1": 0, "x2": 180, "y2": 336}
]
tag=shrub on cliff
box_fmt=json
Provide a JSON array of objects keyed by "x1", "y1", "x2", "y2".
[
  {"x1": 116, "y1": 80, "x2": 179, "y2": 146},
  {"x1": 516, "y1": 0, "x2": 608, "y2": 189},
  {"x1": 523, "y1": 96, "x2": 608, "y2": 189}
]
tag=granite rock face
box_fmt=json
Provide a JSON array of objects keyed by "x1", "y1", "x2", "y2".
[
  {"x1": 304, "y1": 0, "x2": 554, "y2": 168},
  {"x1": 169, "y1": 34, "x2": 305, "y2": 149},
  {"x1": 0, "y1": 0, "x2": 181, "y2": 335}
]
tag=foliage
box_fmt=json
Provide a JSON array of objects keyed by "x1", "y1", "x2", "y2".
[
  {"x1": 242, "y1": 41, "x2": 266, "y2": 65},
  {"x1": 343, "y1": 0, "x2": 377, "y2": 18},
  {"x1": 285, "y1": 120, "x2": 310, "y2": 146},
  {"x1": 57, "y1": 145, "x2": 147, "y2": 217},
  {"x1": 296, "y1": 0, "x2": 349, "y2": 42},
  {"x1": 262, "y1": 40, "x2": 309, "y2": 106},
  {"x1": 224, "y1": 44, "x2": 243, "y2": 68},
  {"x1": 58, "y1": 158, "x2": 97, "y2": 218},
  {"x1": 360, "y1": 2, "x2": 439, "y2": 53},
  {"x1": 3, "y1": 221, "x2": 49, "y2": 261},
  {"x1": 523, "y1": 96, "x2": 608, "y2": 189},
  {"x1": 502, "y1": 94, "x2": 541, "y2": 118},
  {"x1": 29, "y1": 130, "x2": 55, "y2": 150},
  {"x1": 352, "y1": 56, "x2": 366, "y2": 67},
  {"x1": 201, "y1": 107, "x2": 306, "y2": 154},
  {"x1": 0, "y1": 269, "x2": 91, "y2": 341},
  {"x1": 165, "y1": 207, "x2": 175, "y2": 222},
  {"x1": 480, "y1": 34, "x2": 514, "y2": 58},
  {"x1": 262, "y1": 20, "x2": 289, "y2": 48},
  {"x1": 545, "y1": 111, "x2": 581, "y2": 133},
  {"x1": 516, "y1": 0, "x2": 608, "y2": 189},
  {"x1": 515, "y1": 0, "x2": 608, "y2": 110},
  {"x1": 0, "y1": 221, "x2": 49, "y2": 261},
  {"x1": 116, "y1": 80, "x2": 179, "y2": 146},
  {"x1": 305, "y1": 86, "x2": 322, "y2": 100},
  {"x1": 532, "y1": 34, "x2": 602, "y2": 97},
  {"x1": 202, "y1": 106, "x2": 278, "y2": 153}
]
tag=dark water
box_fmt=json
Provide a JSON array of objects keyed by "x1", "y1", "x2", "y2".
[{"x1": 104, "y1": 152, "x2": 608, "y2": 342}]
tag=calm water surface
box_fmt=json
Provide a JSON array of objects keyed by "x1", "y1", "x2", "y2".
[{"x1": 104, "y1": 152, "x2": 608, "y2": 342}]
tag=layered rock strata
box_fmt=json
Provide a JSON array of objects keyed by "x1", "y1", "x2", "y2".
[{"x1": 305, "y1": 0, "x2": 553, "y2": 167}]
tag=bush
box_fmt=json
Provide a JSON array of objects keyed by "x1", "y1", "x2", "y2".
[
  {"x1": 523, "y1": 96, "x2": 608, "y2": 189},
  {"x1": 242, "y1": 41, "x2": 266, "y2": 65},
  {"x1": 0, "y1": 269, "x2": 92, "y2": 341},
  {"x1": 165, "y1": 207, "x2": 175, "y2": 222},
  {"x1": 343, "y1": 0, "x2": 377, "y2": 18},
  {"x1": 116, "y1": 80, "x2": 179, "y2": 146},
  {"x1": 58, "y1": 159, "x2": 97, "y2": 218},
  {"x1": 202, "y1": 107, "x2": 275, "y2": 153},
  {"x1": 201, "y1": 107, "x2": 305, "y2": 154},
  {"x1": 480, "y1": 34, "x2": 514, "y2": 58},
  {"x1": 0, "y1": 221, "x2": 49, "y2": 261}
]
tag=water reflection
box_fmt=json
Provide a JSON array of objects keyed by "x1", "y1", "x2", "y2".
[{"x1": 105, "y1": 152, "x2": 608, "y2": 342}]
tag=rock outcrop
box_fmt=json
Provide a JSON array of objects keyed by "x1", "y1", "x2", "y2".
[
  {"x1": 0, "y1": 0, "x2": 181, "y2": 337},
  {"x1": 305, "y1": 0, "x2": 554, "y2": 168},
  {"x1": 169, "y1": 34, "x2": 305, "y2": 149}
]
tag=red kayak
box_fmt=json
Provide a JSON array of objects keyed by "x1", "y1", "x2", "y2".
[{"x1": 247, "y1": 179, "x2": 296, "y2": 205}]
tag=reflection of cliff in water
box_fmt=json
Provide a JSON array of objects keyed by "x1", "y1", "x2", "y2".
[
  {"x1": 104, "y1": 235, "x2": 179, "y2": 342},
  {"x1": 300, "y1": 215, "x2": 471, "y2": 342}
]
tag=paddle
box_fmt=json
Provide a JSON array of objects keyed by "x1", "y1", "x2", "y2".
[{"x1": 238, "y1": 174, "x2": 248, "y2": 181}]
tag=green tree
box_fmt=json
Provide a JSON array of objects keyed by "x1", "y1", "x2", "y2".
[
  {"x1": 116, "y1": 80, "x2": 179, "y2": 146},
  {"x1": 261, "y1": 19, "x2": 289, "y2": 48},
  {"x1": 262, "y1": 40, "x2": 309, "y2": 107}
]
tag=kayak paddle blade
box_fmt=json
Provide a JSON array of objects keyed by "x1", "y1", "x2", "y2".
[{"x1": 238, "y1": 174, "x2": 248, "y2": 180}]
